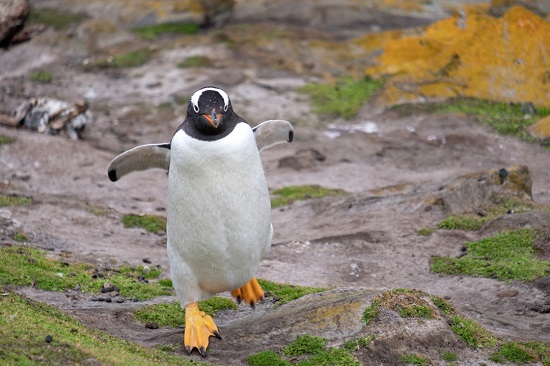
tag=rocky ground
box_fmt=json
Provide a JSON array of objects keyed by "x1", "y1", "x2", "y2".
[{"x1": 1, "y1": 1, "x2": 550, "y2": 365}]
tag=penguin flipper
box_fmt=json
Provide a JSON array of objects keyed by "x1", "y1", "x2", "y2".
[
  {"x1": 107, "y1": 143, "x2": 171, "y2": 182},
  {"x1": 252, "y1": 120, "x2": 293, "y2": 152}
]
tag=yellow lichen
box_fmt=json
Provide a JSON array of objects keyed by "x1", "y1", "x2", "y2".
[
  {"x1": 527, "y1": 116, "x2": 550, "y2": 139},
  {"x1": 365, "y1": 6, "x2": 550, "y2": 108}
]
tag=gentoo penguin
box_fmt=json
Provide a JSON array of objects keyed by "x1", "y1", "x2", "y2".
[{"x1": 107, "y1": 86, "x2": 293, "y2": 357}]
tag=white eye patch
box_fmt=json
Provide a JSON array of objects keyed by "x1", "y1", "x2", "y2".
[{"x1": 190, "y1": 87, "x2": 230, "y2": 111}]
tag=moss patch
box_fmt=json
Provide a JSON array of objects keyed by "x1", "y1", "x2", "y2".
[
  {"x1": 177, "y1": 55, "x2": 213, "y2": 68},
  {"x1": 400, "y1": 353, "x2": 430, "y2": 366},
  {"x1": 30, "y1": 70, "x2": 53, "y2": 83},
  {"x1": 0, "y1": 135, "x2": 15, "y2": 145},
  {"x1": 85, "y1": 49, "x2": 155, "y2": 70},
  {"x1": 0, "y1": 195, "x2": 32, "y2": 207},
  {"x1": 270, "y1": 185, "x2": 348, "y2": 208},
  {"x1": 122, "y1": 214, "x2": 166, "y2": 234},
  {"x1": 490, "y1": 341, "x2": 550, "y2": 364},
  {"x1": 135, "y1": 297, "x2": 237, "y2": 328},
  {"x1": 298, "y1": 76, "x2": 385, "y2": 119},
  {"x1": 431, "y1": 229, "x2": 550, "y2": 281},
  {"x1": 0, "y1": 245, "x2": 173, "y2": 301},
  {"x1": 0, "y1": 292, "x2": 195, "y2": 365},
  {"x1": 246, "y1": 334, "x2": 361, "y2": 366},
  {"x1": 450, "y1": 315, "x2": 497, "y2": 348},
  {"x1": 372, "y1": 288, "x2": 439, "y2": 320},
  {"x1": 133, "y1": 23, "x2": 199, "y2": 40},
  {"x1": 28, "y1": 7, "x2": 87, "y2": 30},
  {"x1": 343, "y1": 335, "x2": 376, "y2": 352},
  {"x1": 258, "y1": 279, "x2": 326, "y2": 306}
]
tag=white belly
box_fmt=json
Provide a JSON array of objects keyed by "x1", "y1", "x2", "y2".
[{"x1": 166, "y1": 123, "x2": 272, "y2": 304}]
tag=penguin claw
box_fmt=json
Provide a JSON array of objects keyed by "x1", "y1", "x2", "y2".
[
  {"x1": 214, "y1": 330, "x2": 222, "y2": 340},
  {"x1": 184, "y1": 302, "x2": 219, "y2": 358},
  {"x1": 231, "y1": 278, "x2": 265, "y2": 308}
]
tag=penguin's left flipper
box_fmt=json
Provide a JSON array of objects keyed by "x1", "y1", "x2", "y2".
[
  {"x1": 253, "y1": 120, "x2": 293, "y2": 152},
  {"x1": 230, "y1": 278, "x2": 264, "y2": 308},
  {"x1": 107, "y1": 143, "x2": 171, "y2": 182}
]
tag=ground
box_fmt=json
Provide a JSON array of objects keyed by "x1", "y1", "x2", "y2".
[{"x1": 0, "y1": 1, "x2": 549, "y2": 365}]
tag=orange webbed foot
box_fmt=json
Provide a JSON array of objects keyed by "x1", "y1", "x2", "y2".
[
  {"x1": 231, "y1": 277, "x2": 264, "y2": 307},
  {"x1": 184, "y1": 302, "x2": 221, "y2": 357}
]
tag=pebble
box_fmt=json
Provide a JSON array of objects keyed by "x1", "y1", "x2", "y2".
[
  {"x1": 145, "y1": 322, "x2": 159, "y2": 329},
  {"x1": 142, "y1": 258, "x2": 152, "y2": 264},
  {"x1": 45, "y1": 335, "x2": 53, "y2": 343}
]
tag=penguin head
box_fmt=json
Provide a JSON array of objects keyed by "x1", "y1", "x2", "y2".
[{"x1": 187, "y1": 87, "x2": 234, "y2": 135}]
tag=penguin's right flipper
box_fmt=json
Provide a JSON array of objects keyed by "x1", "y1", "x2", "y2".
[
  {"x1": 253, "y1": 120, "x2": 293, "y2": 152},
  {"x1": 107, "y1": 143, "x2": 171, "y2": 182}
]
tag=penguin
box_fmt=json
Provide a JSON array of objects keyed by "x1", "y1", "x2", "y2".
[{"x1": 107, "y1": 86, "x2": 293, "y2": 357}]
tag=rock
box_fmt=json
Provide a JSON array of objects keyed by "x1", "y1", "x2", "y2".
[
  {"x1": 101, "y1": 283, "x2": 116, "y2": 293},
  {"x1": 145, "y1": 321, "x2": 158, "y2": 329},
  {"x1": 142, "y1": 257, "x2": 151, "y2": 264},
  {"x1": 0, "y1": 0, "x2": 29, "y2": 48},
  {"x1": 364, "y1": 6, "x2": 550, "y2": 108},
  {"x1": 45, "y1": 334, "x2": 53, "y2": 343},
  {"x1": 489, "y1": 0, "x2": 550, "y2": 17},
  {"x1": 14, "y1": 99, "x2": 91, "y2": 140}
]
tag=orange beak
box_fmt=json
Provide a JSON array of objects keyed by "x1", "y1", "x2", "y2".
[{"x1": 202, "y1": 112, "x2": 222, "y2": 128}]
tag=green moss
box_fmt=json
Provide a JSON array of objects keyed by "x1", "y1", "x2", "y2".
[
  {"x1": 86, "y1": 50, "x2": 155, "y2": 70},
  {"x1": 490, "y1": 341, "x2": 550, "y2": 365},
  {"x1": 442, "y1": 351, "x2": 457, "y2": 362},
  {"x1": 0, "y1": 195, "x2": 32, "y2": 207},
  {"x1": 246, "y1": 350, "x2": 291, "y2": 366},
  {"x1": 417, "y1": 227, "x2": 436, "y2": 236},
  {"x1": 11, "y1": 233, "x2": 28, "y2": 242},
  {"x1": 133, "y1": 23, "x2": 199, "y2": 40},
  {"x1": 450, "y1": 315, "x2": 497, "y2": 348},
  {"x1": 430, "y1": 296, "x2": 456, "y2": 316},
  {"x1": 372, "y1": 289, "x2": 438, "y2": 320},
  {"x1": 295, "y1": 348, "x2": 361, "y2": 366},
  {"x1": 28, "y1": 7, "x2": 86, "y2": 30},
  {"x1": 257, "y1": 279, "x2": 326, "y2": 305},
  {"x1": 0, "y1": 245, "x2": 173, "y2": 300},
  {"x1": 343, "y1": 335, "x2": 375, "y2": 352},
  {"x1": 122, "y1": 214, "x2": 166, "y2": 234},
  {"x1": 363, "y1": 303, "x2": 379, "y2": 325},
  {"x1": 299, "y1": 76, "x2": 385, "y2": 119},
  {"x1": 392, "y1": 98, "x2": 550, "y2": 144},
  {"x1": 270, "y1": 185, "x2": 348, "y2": 208},
  {"x1": 134, "y1": 297, "x2": 237, "y2": 328},
  {"x1": 177, "y1": 56, "x2": 212, "y2": 68},
  {"x1": 0, "y1": 135, "x2": 15, "y2": 145},
  {"x1": 0, "y1": 292, "x2": 196, "y2": 365},
  {"x1": 282, "y1": 334, "x2": 327, "y2": 356},
  {"x1": 431, "y1": 229, "x2": 550, "y2": 281},
  {"x1": 400, "y1": 353, "x2": 430, "y2": 366},
  {"x1": 438, "y1": 215, "x2": 488, "y2": 231},
  {"x1": 30, "y1": 70, "x2": 53, "y2": 83}
]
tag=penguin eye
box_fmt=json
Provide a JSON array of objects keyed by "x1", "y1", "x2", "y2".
[
  {"x1": 193, "y1": 104, "x2": 199, "y2": 113},
  {"x1": 223, "y1": 104, "x2": 228, "y2": 112}
]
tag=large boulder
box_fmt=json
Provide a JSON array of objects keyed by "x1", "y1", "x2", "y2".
[{"x1": 0, "y1": 0, "x2": 29, "y2": 47}]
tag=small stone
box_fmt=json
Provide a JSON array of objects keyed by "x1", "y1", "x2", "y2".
[
  {"x1": 145, "y1": 322, "x2": 159, "y2": 329},
  {"x1": 90, "y1": 296, "x2": 98, "y2": 301},
  {"x1": 110, "y1": 291, "x2": 119, "y2": 297},
  {"x1": 101, "y1": 283, "x2": 115, "y2": 293},
  {"x1": 115, "y1": 297, "x2": 124, "y2": 303},
  {"x1": 105, "y1": 297, "x2": 112, "y2": 303},
  {"x1": 45, "y1": 335, "x2": 53, "y2": 343},
  {"x1": 143, "y1": 258, "x2": 152, "y2": 264}
]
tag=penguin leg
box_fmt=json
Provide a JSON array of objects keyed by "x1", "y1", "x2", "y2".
[
  {"x1": 231, "y1": 278, "x2": 264, "y2": 307},
  {"x1": 184, "y1": 302, "x2": 221, "y2": 357}
]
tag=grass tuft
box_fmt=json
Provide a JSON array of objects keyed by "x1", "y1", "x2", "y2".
[
  {"x1": 299, "y1": 76, "x2": 385, "y2": 119},
  {"x1": 0, "y1": 135, "x2": 16, "y2": 145},
  {"x1": 176, "y1": 55, "x2": 212, "y2": 68},
  {"x1": 122, "y1": 214, "x2": 166, "y2": 234},
  {"x1": 30, "y1": 70, "x2": 53, "y2": 83},
  {"x1": 0, "y1": 195, "x2": 32, "y2": 207},
  {"x1": 133, "y1": 23, "x2": 199, "y2": 39},
  {"x1": 282, "y1": 334, "x2": 327, "y2": 356},
  {"x1": 400, "y1": 353, "x2": 430, "y2": 366},
  {"x1": 134, "y1": 297, "x2": 237, "y2": 328},
  {"x1": 431, "y1": 229, "x2": 550, "y2": 281},
  {"x1": 0, "y1": 245, "x2": 173, "y2": 301},
  {"x1": 450, "y1": 315, "x2": 497, "y2": 348},
  {"x1": 343, "y1": 335, "x2": 375, "y2": 352},
  {"x1": 28, "y1": 7, "x2": 86, "y2": 30},
  {"x1": 270, "y1": 185, "x2": 347, "y2": 208},
  {"x1": 257, "y1": 279, "x2": 325, "y2": 305},
  {"x1": 0, "y1": 292, "x2": 196, "y2": 365}
]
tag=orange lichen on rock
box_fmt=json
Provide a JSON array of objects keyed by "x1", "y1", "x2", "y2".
[{"x1": 365, "y1": 6, "x2": 550, "y2": 108}]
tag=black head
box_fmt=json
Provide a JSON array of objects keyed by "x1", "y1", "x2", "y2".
[{"x1": 183, "y1": 87, "x2": 241, "y2": 140}]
